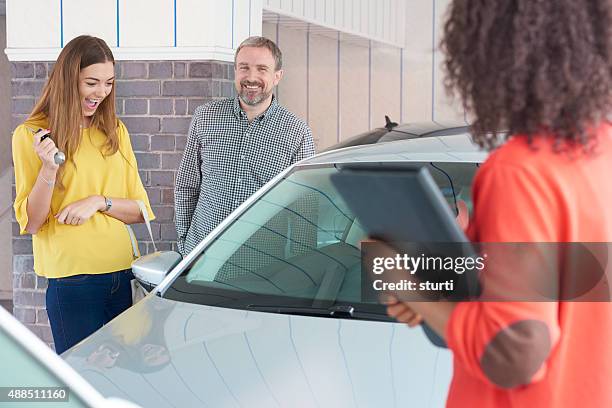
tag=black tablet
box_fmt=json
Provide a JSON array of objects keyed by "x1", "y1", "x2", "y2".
[
  {"x1": 330, "y1": 163, "x2": 468, "y2": 244},
  {"x1": 330, "y1": 162, "x2": 479, "y2": 348}
]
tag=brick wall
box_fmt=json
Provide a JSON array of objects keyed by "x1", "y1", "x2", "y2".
[{"x1": 11, "y1": 60, "x2": 234, "y2": 348}]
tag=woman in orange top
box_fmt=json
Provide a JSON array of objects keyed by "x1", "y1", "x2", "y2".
[{"x1": 386, "y1": 1, "x2": 612, "y2": 407}]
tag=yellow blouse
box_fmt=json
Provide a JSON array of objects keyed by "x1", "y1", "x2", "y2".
[{"x1": 12, "y1": 118, "x2": 155, "y2": 278}]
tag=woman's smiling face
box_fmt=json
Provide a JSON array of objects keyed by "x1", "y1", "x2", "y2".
[{"x1": 78, "y1": 61, "x2": 115, "y2": 124}]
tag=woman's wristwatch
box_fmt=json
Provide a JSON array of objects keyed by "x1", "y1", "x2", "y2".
[{"x1": 102, "y1": 196, "x2": 112, "y2": 212}]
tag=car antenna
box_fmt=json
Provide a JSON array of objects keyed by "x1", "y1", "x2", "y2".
[{"x1": 384, "y1": 115, "x2": 398, "y2": 131}]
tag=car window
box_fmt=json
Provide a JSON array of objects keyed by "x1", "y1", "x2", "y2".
[
  {"x1": 427, "y1": 162, "x2": 476, "y2": 217},
  {"x1": 164, "y1": 162, "x2": 479, "y2": 319},
  {"x1": 0, "y1": 331, "x2": 89, "y2": 407}
]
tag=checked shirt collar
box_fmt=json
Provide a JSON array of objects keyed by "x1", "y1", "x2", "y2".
[{"x1": 232, "y1": 94, "x2": 280, "y2": 123}]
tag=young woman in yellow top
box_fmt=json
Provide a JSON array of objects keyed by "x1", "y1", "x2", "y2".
[{"x1": 12, "y1": 35, "x2": 154, "y2": 354}]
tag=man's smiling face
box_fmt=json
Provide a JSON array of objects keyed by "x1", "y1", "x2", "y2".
[{"x1": 234, "y1": 46, "x2": 283, "y2": 107}]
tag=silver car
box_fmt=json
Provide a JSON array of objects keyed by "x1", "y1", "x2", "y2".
[{"x1": 63, "y1": 124, "x2": 488, "y2": 408}]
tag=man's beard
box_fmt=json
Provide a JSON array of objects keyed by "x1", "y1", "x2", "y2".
[{"x1": 237, "y1": 81, "x2": 272, "y2": 106}]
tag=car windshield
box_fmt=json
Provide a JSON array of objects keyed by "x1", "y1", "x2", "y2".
[{"x1": 164, "y1": 162, "x2": 478, "y2": 320}]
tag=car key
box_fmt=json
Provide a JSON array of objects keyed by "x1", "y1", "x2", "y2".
[{"x1": 38, "y1": 129, "x2": 65, "y2": 165}]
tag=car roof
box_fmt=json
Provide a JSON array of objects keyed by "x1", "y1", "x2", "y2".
[
  {"x1": 385, "y1": 121, "x2": 470, "y2": 138},
  {"x1": 322, "y1": 120, "x2": 471, "y2": 151},
  {"x1": 302, "y1": 130, "x2": 488, "y2": 166}
]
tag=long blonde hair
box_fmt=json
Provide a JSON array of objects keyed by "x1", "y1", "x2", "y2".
[{"x1": 27, "y1": 35, "x2": 119, "y2": 184}]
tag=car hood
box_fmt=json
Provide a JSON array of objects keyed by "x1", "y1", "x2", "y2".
[{"x1": 63, "y1": 295, "x2": 451, "y2": 408}]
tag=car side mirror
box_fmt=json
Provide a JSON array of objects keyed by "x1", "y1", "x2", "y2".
[{"x1": 131, "y1": 251, "x2": 182, "y2": 287}]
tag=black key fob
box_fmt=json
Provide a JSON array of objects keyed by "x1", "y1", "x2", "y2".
[
  {"x1": 39, "y1": 129, "x2": 51, "y2": 142},
  {"x1": 37, "y1": 129, "x2": 65, "y2": 165}
]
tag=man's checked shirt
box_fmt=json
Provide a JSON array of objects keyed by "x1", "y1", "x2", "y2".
[{"x1": 175, "y1": 96, "x2": 315, "y2": 255}]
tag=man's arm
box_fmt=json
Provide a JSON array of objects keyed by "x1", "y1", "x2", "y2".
[
  {"x1": 174, "y1": 108, "x2": 204, "y2": 255},
  {"x1": 291, "y1": 126, "x2": 315, "y2": 164}
]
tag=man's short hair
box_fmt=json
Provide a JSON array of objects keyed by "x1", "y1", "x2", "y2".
[{"x1": 235, "y1": 36, "x2": 283, "y2": 71}]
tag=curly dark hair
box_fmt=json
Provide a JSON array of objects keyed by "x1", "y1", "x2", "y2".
[{"x1": 441, "y1": 0, "x2": 612, "y2": 148}]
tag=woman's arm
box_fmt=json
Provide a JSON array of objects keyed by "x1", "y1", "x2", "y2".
[
  {"x1": 25, "y1": 168, "x2": 58, "y2": 234},
  {"x1": 99, "y1": 196, "x2": 144, "y2": 224},
  {"x1": 25, "y1": 130, "x2": 59, "y2": 234},
  {"x1": 55, "y1": 195, "x2": 144, "y2": 226}
]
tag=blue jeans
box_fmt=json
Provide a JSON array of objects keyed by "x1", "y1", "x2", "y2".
[{"x1": 46, "y1": 269, "x2": 134, "y2": 354}]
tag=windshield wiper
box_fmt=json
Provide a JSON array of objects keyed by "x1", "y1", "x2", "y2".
[{"x1": 246, "y1": 304, "x2": 391, "y2": 322}]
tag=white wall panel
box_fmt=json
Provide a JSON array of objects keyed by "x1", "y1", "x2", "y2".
[
  {"x1": 266, "y1": 0, "x2": 282, "y2": 10},
  {"x1": 262, "y1": 20, "x2": 276, "y2": 91},
  {"x1": 377, "y1": 0, "x2": 384, "y2": 39},
  {"x1": 325, "y1": 0, "x2": 334, "y2": 26},
  {"x1": 120, "y1": 0, "x2": 173, "y2": 47},
  {"x1": 244, "y1": 1, "x2": 465, "y2": 137},
  {"x1": 177, "y1": 0, "x2": 260, "y2": 57},
  {"x1": 276, "y1": 25, "x2": 307, "y2": 122},
  {"x1": 335, "y1": 0, "x2": 345, "y2": 29},
  {"x1": 234, "y1": 0, "x2": 253, "y2": 46},
  {"x1": 371, "y1": 44, "x2": 401, "y2": 129},
  {"x1": 339, "y1": 39, "x2": 369, "y2": 141},
  {"x1": 63, "y1": 0, "x2": 116, "y2": 47},
  {"x1": 178, "y1": 0, "x2": 232, "y2": 49},
  {"x1": 214, "y1": 0, "x2": 234, "y2": 49},
  {"x1": 395, "y1": 0, "x2": 406, "y2": 47},
  {"x1": 367, "y1": 0, "x2": 376, "y2": 39},
  {"x1": 262, "y1": 21, "x2": 275, "y2": 41},
  {"x1": 402, "y1": 0, "x2": 433, "y2": 123},
  {"x1": 263, "y1": 19, "x2": 408, "y2": 149},
  {"x1": 279, "y1": 0, "x2": 292, "y2": 13},
  {"x1": 359, "y1": 0, "x2": 368, "y2": 35},
  {"x1": 391, "y1": 0, "x2": 399, "y2": 44},
  {"x1": 177, "y1": 0, "x2": 213, "y2": 47},
  {"x1": 6, "y1": 0, "x2": 60, "y2": 48},
  {"x1": 293, "y1": 0, "x2": 305, "y2": 16},
  {"x1": 383, "y1": 0, "x2": 390, "y2": 42},
  {"x1": 250, "y1": 0, "x2": 264, "y2": 38},
  {"x1": 314, "y1": 0, "x2": 324, "y2": 21},
  {"x1": 432, "y1": 0, "x2": 465, "y2": 125},
  {"x1": 308, "y1": 32, "x2": 338, "y2": 149},
  {"x1": 262, "y1": 0, "x2": 404, "y2": 47},
  {"x1": 304, "y1": 0, "x2": 315, "y2": 20},
  {"x1": 343, "y1": 0, "x2": 354, "y2": 32}
]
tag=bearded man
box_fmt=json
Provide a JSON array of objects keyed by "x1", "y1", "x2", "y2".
[{"x1": 175, "y1": 36, "x2": 314, "y2": 256}]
